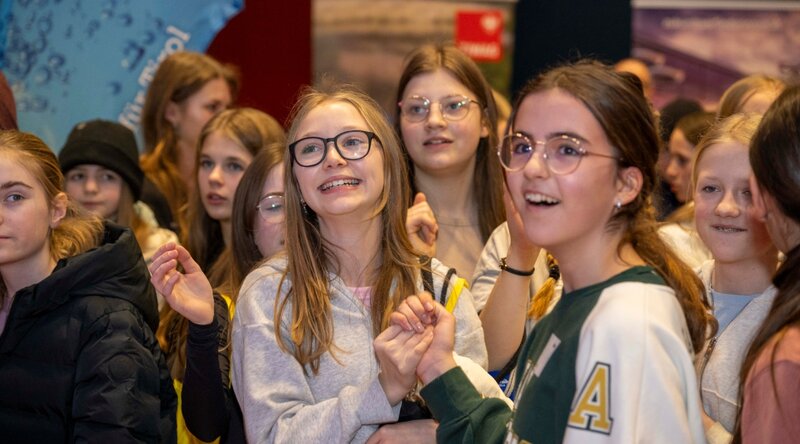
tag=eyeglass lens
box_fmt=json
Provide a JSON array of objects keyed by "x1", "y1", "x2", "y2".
[
  {"x1": 291, "y1": 130, "x2": 373, "y2": 167},
  {"x1": 499, "y1": 134, "x2": 585, "y2": 175},
  {"x1": 400, "y1": 95, "x2": 474, "y2": 122},
  {"x1": 258, "y1": 194, "x2": 285, "y2": 222}
]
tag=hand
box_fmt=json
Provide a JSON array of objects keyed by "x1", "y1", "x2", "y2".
[
  {"x1": 149, "y1": 243, "x2": 214, "y2": 325},
  {"x1": 503, "y1": 180, "x2": 539, "y2": 268},
  {"x1": 374, "y1": 324, "x2": 434, "y2": 405},
  {"x1": 416, "y1": 302, "x2": 458, "y2": 385},
  {"x1": 366, "y1": 419, "x2": 437, "y2": 443},
  {"x1": 389, "y1": 292, "x2": 436, "y2": 333},
  {"x1": 406, "y1": 192, "x2": 438, "y2": 258}
]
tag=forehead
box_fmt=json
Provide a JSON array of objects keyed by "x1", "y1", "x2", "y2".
[
  {"x1": 403, "y1": 69, "x2": 474, "y2": 99},
  {"x1": 201, "y1": 130, "x2": 251, "y2": 158},
  {"x1": 514, "y1": 89, "x2": 606, "y2": 143},
  {"x1": 294, "y1": 100, "x2": 370, "y2": 138},
  {"x1": 187, "y1": 77, "x2": 231, "y2": 103},
  {"x1": 696, "y1": 141, "x2": 750, "y2": 175},
  {"x1": 0, "y1": 151, "x2": 42, "y2": 184}
]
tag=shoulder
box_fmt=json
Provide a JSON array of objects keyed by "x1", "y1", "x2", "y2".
[
  {"x1": 585, "y1": 279, "x2": 688, "y2": 346},
  {"x1": 752, "y1": 325, "x2": 800, "y2": 375},
  {"x1": 236, "y1": 255, "x2": 290, "y2": 324}
]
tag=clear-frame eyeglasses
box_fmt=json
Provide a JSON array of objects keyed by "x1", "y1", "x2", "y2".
[
  {"x1": 256, "y1": 193, "x2": 285, "y2": 223},
  {"x1": 497, "y1": 133, "x2": 622, "y2": 175},
  {"x1": 398, "y1": 94, "x2": 481, "y2": 123}
]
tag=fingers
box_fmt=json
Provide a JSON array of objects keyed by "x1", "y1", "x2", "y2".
[
  {"x1": 413, "y1": 191, "x2": 427, "y2": 206},
  {"x1": 175, "y1": 245, "x2": 203, "y2": 273},
  {"x1": 150, "y1": 258, "x2": 179, "y2": 294},
  {"x1": 148, "y1": 245, "x2": 178, "y2": 276}
]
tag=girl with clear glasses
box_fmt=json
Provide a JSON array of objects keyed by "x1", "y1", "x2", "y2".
[
  {"x1": 396, "y1": 44, "x2": 504, "y2": 279},
  {"x1": 378, "y1": 61, "x2": 713, "y2": 443},
  {"x1": 231, "y1": 85, "x2": 487, "y2": 443}
]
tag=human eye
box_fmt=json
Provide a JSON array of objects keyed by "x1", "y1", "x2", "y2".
[
  {"x1": 4, "y1": 193, "x2": 24, "y2": 203},
  {"x1": 341, "y1": 132, "x2": 368, "y2": 147},
  {"x1": 511, "y1": 137, "x2": 532, "y2": 155},
  {"x1": 100, "y1": 172, "x2": 119, "y2": 183},
  {"x1": 66, "y1": 171, "x2": 85, "y2": 182},
  {"x1": 444, "y1": 97, "x2": 468, "y2": 111},
  {"x1": 298, "y1": 139, "x2": 323, "y2": 155},
  {"x1": 226, "y1": 161, "x2": 245, "y2": 172},
  {"x1": 403, "y1": 99, "x2": 428, "y2": 117},
  {"x1": 699, "y1": 185, "x2": 719, "y2": 193},
  {"x1": 554, "y1": 139, "x2": 582, "y2": 157},
  {"x1": 199, "y1": 158, "x2": 214, "y2": 170}
]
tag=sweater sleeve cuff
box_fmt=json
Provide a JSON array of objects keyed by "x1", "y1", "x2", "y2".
[
  {"x1": 420, "y1": 367, "x2": 483, "y2": 422},
  {"x1": 356, "y1": 377, "x2": 401, "y2": 425},
  {"x1": 187, "y1": 317, "x2": 219, "y2": 350},
  {"x1": 705, "y1": 421, "x2": 732, "y2": 444}
]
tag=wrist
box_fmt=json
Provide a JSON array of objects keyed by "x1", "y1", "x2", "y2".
[
  {"x1": 379, "y1": 372, "x2": 409, "y2": 406},
  {"x1": 499, "y1": 256, "x2": 536, "y2": 277},
  {"x1": 418, "y1": 355, "x2": 457, "y2": 386}
]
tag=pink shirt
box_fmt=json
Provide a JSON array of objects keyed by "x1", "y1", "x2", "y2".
[
  {"x1": 741, "y1": 325, "x2": 800, "y2": 443},
  {"x1": 349, "y1": 286, "x2": 372, "y2": 309}
]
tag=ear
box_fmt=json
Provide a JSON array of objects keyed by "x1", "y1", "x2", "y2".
[
  {"x1": 165, "y1": 100, "x2": 182, "y2": 127},
  {"x1": 480, "y1": 109, "x2": 490, "y2": 138},
  {"x1": 615, "y1": 166, "x2": 643, "y2": 206},
  {"x1": 50, "y1": 192, "x2": 68, "y2": 229},
  {"x1": 749, "y1": 174, "x2": 768, "y2": 222}
]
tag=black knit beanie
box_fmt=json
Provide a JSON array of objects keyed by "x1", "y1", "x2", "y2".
[{"x1": 59, "y1": 119, "x2": 144, "y2": 200}]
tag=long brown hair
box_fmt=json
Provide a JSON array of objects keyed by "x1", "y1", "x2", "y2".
[
  {"x1": 230, "y1": 143, "x2": 285, "y2": 296},
  {"x1": 280, "y1": 85, "x2": 419, "y2": 374},
  {"x1": 139, "y1": 51, "x2": 239, "y2": 228},
  {"x1": 0, "y1": 130, "x2": 103, "y2": 303},
  {"x1": 733, "y1": 86, "x2": 800, "y2": 442},
  {"x1": 160, "y1": 108, "x2": 284, "y2": 381},
  {"x1": 394, "y1": 44, "x2": 504, "y2": 241},
  {"x1": 509, "y1": 60, "x2": 713, "y2": 353},
  {"x1": 115, "y1": 183, "x2": 154, "y2": 254}
]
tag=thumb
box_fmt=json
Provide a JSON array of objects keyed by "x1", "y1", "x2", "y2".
[{"x1": 413, "y1": 192, "x2": 427, "y2": 206}]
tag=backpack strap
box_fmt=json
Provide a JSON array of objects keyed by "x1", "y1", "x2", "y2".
[
  {"x1": 419, "y1": 255, "x2": 434, "y2": 296},
  {"x1": 439, "y1": 268, "x2": 456, "y2": 305}
]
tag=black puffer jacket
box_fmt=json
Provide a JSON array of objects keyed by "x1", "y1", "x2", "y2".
[{"x1": 0, "y1": 223, "x2": 177, "y2": 443}]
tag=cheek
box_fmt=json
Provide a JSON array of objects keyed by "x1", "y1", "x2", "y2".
[{"x1": 65, "y1": 181, "x2": 82, "y2": 196}]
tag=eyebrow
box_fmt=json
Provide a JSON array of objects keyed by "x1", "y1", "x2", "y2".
[
  {"x1": 514, "y1": 130, "x2": 589, "y2": 143},
  {"x1": 296, "y1": 127, "x2": 364, "y2": 139},
  {"x1": 0, "y1": 181, "x2": 33, "y2": 190}
]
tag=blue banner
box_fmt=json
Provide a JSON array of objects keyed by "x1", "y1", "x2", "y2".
[{"x1": 0, "y1": 0, "x2": 243, "y2": 150}]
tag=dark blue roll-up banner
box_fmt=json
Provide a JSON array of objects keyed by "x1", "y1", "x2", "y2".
[{"x1": 0, "y1": 0, "x2": 243, "y2": 150}]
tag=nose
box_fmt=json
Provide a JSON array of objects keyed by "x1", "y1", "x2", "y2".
[
  {"x1": 84, "y1": 177, "x2": 99, "y2": 194},
  {"x1": 323, "y1": 140, "x2": 347, "y2": 168},
  {"x1": 208, "y1": 165, "x2": 224, "y2": 185},
  {"x1": 522, "y1": 145, "x2": 550, "y2": 180},
  {"x1": 715, "y1": 190, "x2": 741, "y2": 217},
  {"x1": 425, "y1": 103, "x2": 446, "y2": 128}
]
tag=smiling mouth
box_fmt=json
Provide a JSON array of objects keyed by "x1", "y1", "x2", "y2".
[
  {"x1": 423, "y1": 138, "x2": 452, "y2": 146},
  {"x1": 320, "y1": 178, "x2": 361, "y2": 191},
  {"x1": 712, "y1": 225, "x2": 746, "y2": 233},
  {"x1": 525, "y1": 192, "x2": 560, "y2": 206},
  {"x1": 206, "y1": 194, "x2": 226, "y2": 204}
]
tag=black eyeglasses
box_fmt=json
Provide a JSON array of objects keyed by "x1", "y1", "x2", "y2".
[
  {"x1": 289, "y1": 130, "x2": 379, "y2": 167},
  {"x1": 497, "y1": 133, "x2": 622, "y2": 175}
]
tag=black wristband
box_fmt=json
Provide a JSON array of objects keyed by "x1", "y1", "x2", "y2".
[{"x1": 499, "y1": 257, "x2": 535, "y2": 276}]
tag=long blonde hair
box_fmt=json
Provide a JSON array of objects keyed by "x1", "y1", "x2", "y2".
[
  {"x1": 0, "y1": 130, "x2": 103, "y2": 303},
  {"x1": 279, "y1": 85, "x2": 419, "y2": 374}
]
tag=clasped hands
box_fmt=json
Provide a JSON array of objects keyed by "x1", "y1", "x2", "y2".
[{"x1": 374, "y1": 292, "x2": 458, "y2": 406}]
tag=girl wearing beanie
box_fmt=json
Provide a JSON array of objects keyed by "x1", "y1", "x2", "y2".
[{"x1": 60, "y1": 119, "x2": 179, "y2": 265}]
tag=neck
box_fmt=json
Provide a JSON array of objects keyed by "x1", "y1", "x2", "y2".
[
  {"x1": 553, "y1": 230, "x2": 644, "y2": 293},
  {"x1": 712, "y1": 251, "x2": 778, "y2": 295},
  {"x1": 177, "y1": 139, "x2": 196, "y2": 191},
  {"x1": 220, "y1": 219, "x2": 232, "y2": 248},
  {"x1": 2, "y1": 249, "x2": 56, "y2": 300},
  {"x1": 320, "y1": 214, "x2": 383, "y2": 287},
  {"x1": 414, "y1": 157, "x2": 477, "y2": 223}
]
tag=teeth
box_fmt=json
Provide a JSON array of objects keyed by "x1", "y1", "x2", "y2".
[
  {"x1": 321, "y1": 179, "x2": 361, "y2": 191},
  {"x1": 713, "y1": 226, "x2": 745, "y2": 233},
  {"x1": 425, "y1": 138, "x2": 449, "y2": 144},
  {"x1": 525, "y1": 193, "x2": 559, "y2": 205}
]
